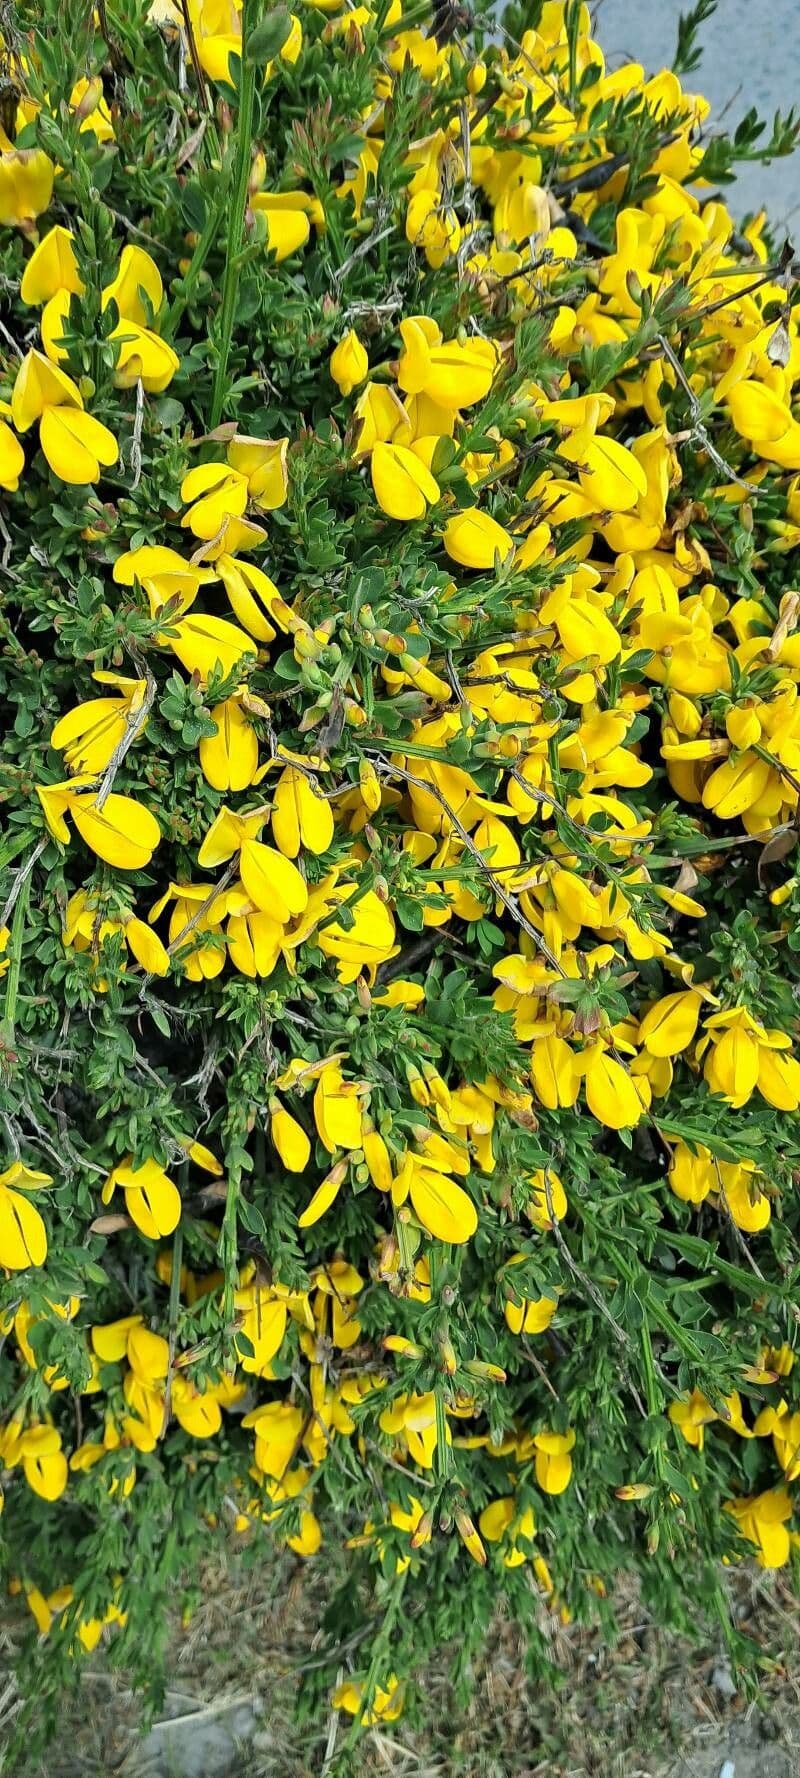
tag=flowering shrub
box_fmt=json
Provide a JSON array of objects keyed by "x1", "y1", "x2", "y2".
[{"x1": 2, "y1": 0, "x2": 800, "y2": 1749}]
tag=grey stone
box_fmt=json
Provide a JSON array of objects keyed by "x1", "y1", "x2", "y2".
[{"x1": 127, "y1": 1698, "x2": 258, "y2": 1778}]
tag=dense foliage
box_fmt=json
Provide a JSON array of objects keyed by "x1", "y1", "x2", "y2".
[{"x1": 1, "y1": 0, "x2": 800, "y2": 1754}]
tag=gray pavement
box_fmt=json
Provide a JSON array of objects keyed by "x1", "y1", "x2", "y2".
[{"x1": 595, "y1": 0, "x2": 800, "y2": 228}]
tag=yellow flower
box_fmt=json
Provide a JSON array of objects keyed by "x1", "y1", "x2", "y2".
[
  {"x1": 582, "y1": 1043, "x2": 646, "y2": 1130},
  {"x1": 638, "y1": 990, "x2": 702, "y2": 1057},
  {"x1": 332, "y1": 1672, "x2": 402, "y2": 1726},
  {"x1": 397, "y1": 320, "x2": 496, "y2": 407},
  {"x1": 371, "y1": 440, "x2": 440, "y2": 520},
  {"x1": 725, "y1": 1488, "x2": 793, "y2": 1568},
  {"x1": 180, "y1": 462, "x2": 249, "y2": 539},
  {"x1": 313, "y1": 1063, "x2": 364, "y2": 1153},
  {"x1": 442, "y1": 508, "x2": 514, "y2": 568},
  {"x1": 20, "y1": 1425, "x2": 68, "y2": 1501},
  {"x1": 406, "y1": 190, "x2": 460, "y2": 266},
  {"x1": 102, "y1": 245, "x2": 163, "y2": 326},
  {"x1": 242, "y1": 1399, "x2": 306, "y2": 1479},
  {"x1": 250, "y1": 190, "x2": 312, "y2": 260},
  {"x1": 11, "y1": 350, "x2": 79, "y2": 427},
  {"x1": 668, "y1": 1388, "x2": 718, "y2": 1451},
  {"x1": 101, "y1": 1158, "x2": 182, "y2": 1240},
  {"x1": 37, "y1": 780, "x2": 161, "y2": 869},
  {"x1": 269, "y1": 1101, "x2": 311, "y2": 1173},
  {"x1": 316, "y1": 887, "x2": 396, "y2": 981},
  {"x1": 235, "y1": 1284, "x2": 289, "y2": 1374},
  {"x1": 226, "y1": 434, "x2": 289, "y2": 507},
  {"x1": 40, "y1": 405, "x2": 119, "y2": 483},
  {"x1": 50, "y1": 673, "x2": 150, "y2": 775},
  {"x1": 504, "y1": 1261, "x2": 558, "y2": 1336},
  {"x1": 0, "y1": 419, "x2": 24, "y2": 491},
  {"x1": 271, "y1": 763, "x2": 334, "y2": 857},
  {"x1": 392, "y1": 1151, "x2": 478, "y2": 1244},
  {"x1": 165, "y1": 612, "x2": 257, "y2": 682},
  {"x1": 111, "y1": 322, "x2": 179, "y2": 392},
  {"x1": 526, "y1": 1169, "x2": 567, "y2": 1230},
  {"x1": 0, "y1": 148, "x2": 54, "y2": 230},
  {"x1": 112, "y1": 543, "x2": 216, "y2": 612},
  {"x1": 11, "y1": 351, "x2": 117, "y2": 482},
  {"x1": 199, "y1": 696, "x2": 260, "y2": 792},
  {"x1": 533, "y1": 1429, "x2": 575, "y2": 1495},
  {"x1": 0, "y1": 1162, "x2": 51, "y2": 1271},
  {"x1": 479, "y1": 1495, "x2": 537, "y2": 1566},
  {"x1": 330, "y1": 329, "x2": 368, "y2": 397},
  {"x1": 20, "y1": 226, "x2": 84, "y2": 305}
]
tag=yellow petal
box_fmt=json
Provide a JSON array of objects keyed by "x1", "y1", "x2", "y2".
[
  {"x1": 638, "y1": 991, "x2": 702, "y2": 1058},
  {"x1": 330, "y1": 329, "x2": 368, "y2": 397},
  {"x1": 102, "y1": 244, "x2": 163, "y2": 326},
  {"x1": 199, "y1": 697, "x2": 259, "y2": 792},
  {"x1": 124, "y1": 1173, "x2": 182, "y2": 1240},
  {"x1": 271, "y1": 1105, "x2": 312, "y2": 1172},
  {"x1": 20, "y1": 226, "x2": 83, "y2": 305},
  {"x1": 226, "y1": 435, "x2": 289, "y2": 507},
  {"x1": 0, "y1": 1186, "x2": 47, "y2": 1269},
  {"x1": 298, "y1": 1168, "x2": 345, "y2": 1227},
  {"x1": 125, "y1": 916, "x2": 170, "y2": 974},
  {"x1": 442, "y1": 509, "x2": 514, "y2": 569},
  {"x1": 371, "y1": 441, "x2": 439, "y2": 520},
  {"x1": 166, "y1": 613, "x2": 257, "y2": 682},
  {"x1": 409, "y1": 1165, "x2": 478, "y2": 1243},
  {"x1": 70, "y1": 793, "x2": 160, "y2": 869},
  {"x1": 0, "y1": 419, "x2": 25, "y2": 491},
  {"x1": 12, "y1": 350, "x2": 82, "y2": 431},
  {"x1": 584, "y1": 1048, "x2": 644, "y2": 1130},
  {"x1": 240, "y1": 837, "x2": 308, "y2": 920},
  {"x1": 579, "y1": 436, "x2": 648, "y2": 512},
  {"x1": 271, "y1": 765, "x2": 334, "y2": 857},
  {"x1": 40, "y1": 404, "x2": 118, "y2": 484},
  {"x1": 702, "y1": 752, "x2": 772, "y2": 820}
]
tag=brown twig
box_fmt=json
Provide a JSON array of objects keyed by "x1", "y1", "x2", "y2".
[{"x1": 179, "y1": 0, "x2": 210, "y2": 112}]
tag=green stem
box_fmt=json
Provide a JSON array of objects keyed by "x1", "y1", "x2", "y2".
[
  {"x1": 1, "y1": 865, "x2": 32, "y2": 1047},
  {"x1": 209, "y1": 0, "x2": 257, "y2": 428},
  {"x1": 164, "y1": 161, "x2": 234, "y2": 340},
  {"x1": 168, "y1": 1222, "x2": 184, "y2": 1333},
  {"x1": 341, "y1": 1570, "x2": 408, "y2": 1753},
  {"x1": 219, "y1": 1158, "x2": 241, "y2": 1335}
]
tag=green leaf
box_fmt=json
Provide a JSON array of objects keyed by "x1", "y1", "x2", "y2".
[{"x1": 246, "y1": 8, "x2": 292, "y2": 63}]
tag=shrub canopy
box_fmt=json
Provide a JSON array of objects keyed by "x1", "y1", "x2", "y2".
[{"x1": 2, "y1": 0, "x2": 800, "y2": 1748}]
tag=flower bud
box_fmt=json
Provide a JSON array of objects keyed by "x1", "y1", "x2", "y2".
[{"x1": 455, "y1": 1509, "x2": 486, "y2": 1565}]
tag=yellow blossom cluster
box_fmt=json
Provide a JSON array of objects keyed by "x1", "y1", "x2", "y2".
[{"x1": 2, "y1": 0, "x2": 800, "y2": 1730}]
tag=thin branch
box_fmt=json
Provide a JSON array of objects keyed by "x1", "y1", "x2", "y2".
[
  {"x1": 166, "y1": 862, "x2": 239, "y2": 958},
  {"x1": 161, "y1": 1223, "x2": 184, "y2": 1437},
  {"x1": 369, "y1": 755, "x2": 566, "y2": 974},
  {"x1": 95, "y1": 657, "x2": 157, "y2": 811},
  {"x1": 657, "y1": 332, "x2": 761, "y2": 495},
  {"x1": 542, "y1": 1168, "x2": 648, "y2": 1419},
  {"x1": 128, "y1": 378, "x2": 145, "y2": 492},
  {"x1": 179, "y1": 0, "x2": 210, "y2": 112},
  {"x1": 0, "y1": 835, "x2": 47, "y2": 928},
  {"x1": 551, "y1": 137, "x2": 678, "y2": 200}
]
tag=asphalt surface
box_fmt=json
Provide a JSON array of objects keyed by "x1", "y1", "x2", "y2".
[{"x1": 595, "y1": 0, "x2": 800, "y2": 229}]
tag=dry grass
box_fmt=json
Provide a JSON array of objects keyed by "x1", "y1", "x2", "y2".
[{"x1": 3, "y1": 1555, "x2": 800, "y2": 1778}]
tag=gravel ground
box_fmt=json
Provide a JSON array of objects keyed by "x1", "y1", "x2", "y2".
[
  {"x1": 595, "y1": 0, "x2": 800, "y2": 226},
  {"x1": 6, "y1": 1556, "x2": 800, "y2": 1778}
]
